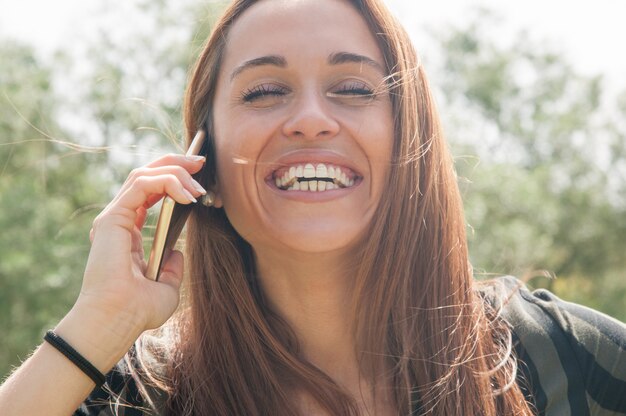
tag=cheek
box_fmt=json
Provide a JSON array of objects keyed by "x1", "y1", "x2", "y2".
[
  {"x1": 213, "y1": 120, "x2": 253, "y2": 178},
  {"x1": 364, "y1": 111, "x2": 394, "y2": 176},
  {"x1": 212, "y1": 123, "x2": 265, "y2": 227},
  {"x1": 213, "y1": 150, "x2": 258, "y2": 241},
  {"x1": 214, "y1": 108, "x2": 276, "y2": 161},
  {"x1": 365, "y1": 115, "x2": 394, "y2": 204},
  {"x1": 213, "y1": 139, "x2": 248, "y2": 204}
]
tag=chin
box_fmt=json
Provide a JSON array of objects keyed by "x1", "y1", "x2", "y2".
[{"x1": 251, "y1": 221, "x2": 368, "y2": 256}]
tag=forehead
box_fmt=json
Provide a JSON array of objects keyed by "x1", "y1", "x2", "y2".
[{"x1": 222, "y1": 0, "x2": 384, "y2": 69}]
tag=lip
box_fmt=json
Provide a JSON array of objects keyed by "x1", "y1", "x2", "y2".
[{"x1": 261, "y1": 149, "x2": 363, "y2": 181}]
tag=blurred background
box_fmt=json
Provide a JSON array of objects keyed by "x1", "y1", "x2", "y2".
[{"x1": 1, "y1": 0, "x2": 625, "y2": 376}]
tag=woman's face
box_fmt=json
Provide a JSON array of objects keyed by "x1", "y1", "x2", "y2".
[{"x1": 212, "y1": 0, "x2": 393, "y2": 256}]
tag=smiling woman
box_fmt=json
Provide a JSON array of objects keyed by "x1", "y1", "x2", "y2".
[
  {"x1": 211, "y1": 1, "x2": 393, "y2": 257},
  {"x1": 1, "y1": 0, "x2": 625, "y2": 415}
]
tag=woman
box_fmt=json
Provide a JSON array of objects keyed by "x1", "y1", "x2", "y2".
[{"x1": 1, "y1": 0, "x2": 625, "y2": 414}]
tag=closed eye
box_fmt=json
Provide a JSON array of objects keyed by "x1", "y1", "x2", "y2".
[
  {"x1": 241, "y1": 84, "x2": 289, "y2": 102},
  {"x1": 328, "y1": 81, "x2": 375, "y2": 99}
]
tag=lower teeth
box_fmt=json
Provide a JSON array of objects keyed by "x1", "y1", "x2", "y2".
[{"x1": 283, "y1": 179, "x2": 351, "y2": 191}]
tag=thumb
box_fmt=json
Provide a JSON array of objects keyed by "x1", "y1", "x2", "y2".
[
  {"x1": 144, "y1": 249, "x2": 184, "y2": 329},
  {"x1": 157, "y1": 249, "x2": 184, "y2": 289}
]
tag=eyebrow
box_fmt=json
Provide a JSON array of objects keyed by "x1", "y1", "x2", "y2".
[
  {"x1": 230, "y1": 52, "x2": 385, "y2": 81},
  {"x1": 230, "y1": 55, "x2": 287, "y2": 80},
  {"x1": 327, "y1": 52, "x2": 385, "y2": 74}
]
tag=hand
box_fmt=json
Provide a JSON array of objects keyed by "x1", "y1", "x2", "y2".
[{"x1": 77, "y1": 154, "x2": 206, "y2": 335}]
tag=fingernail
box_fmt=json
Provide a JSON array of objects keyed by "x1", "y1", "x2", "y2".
[
  {"x1": 191, "y1": 179, "x2": 207, "y2": 194},
  {"x1": 182, "y1": 188, "x2": 197, "y2": 203},
  {"x1": 186, "y1": 155, "x2": 205, "y2": 162}
]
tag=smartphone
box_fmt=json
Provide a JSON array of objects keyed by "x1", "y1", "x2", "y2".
[{"x1": 145, "y1": 129, "x2": 206, "y2": 281}]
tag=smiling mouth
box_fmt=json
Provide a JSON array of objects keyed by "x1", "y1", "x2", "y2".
[{"x1": 273, "y1": 163, "x2": 359, "y2": 191}]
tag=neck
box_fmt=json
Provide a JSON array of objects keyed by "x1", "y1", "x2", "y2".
[
  {"x1": 254, "y1": 246, "x2": 397, "y2": 415},
  {"x1": 254, "y1": 247, "x2": 360, "y2": 386}
]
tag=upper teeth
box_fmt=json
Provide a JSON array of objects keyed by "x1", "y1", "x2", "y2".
[{"x1": 274, "y1": 163, "x2": 356, "y2": 191}]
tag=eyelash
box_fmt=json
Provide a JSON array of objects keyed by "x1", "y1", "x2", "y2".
[
  {"x1": 240, "y1": 81, "x2": 376, "y2": 104},
  {"x1": 241, "y1": 84, "x2": 289, "y2": 102},
  {"x1": 331, "y1": 81, "x2": 374, "y2": 97}
]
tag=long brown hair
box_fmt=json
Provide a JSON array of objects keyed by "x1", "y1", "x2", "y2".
[{"x1": 138, "y1": 0, "x2": 534, "y2": 414}]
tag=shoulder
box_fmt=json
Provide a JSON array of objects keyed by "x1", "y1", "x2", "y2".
[
  {"x1": 74, "y1": 339, "x2": 170, "y2": 416},
  {"x1": 74, "y1": 361, "x2": 145, "y2": 416},
  {"x1": 482, "y1": 276, "x2": 626, "y2": 416}
]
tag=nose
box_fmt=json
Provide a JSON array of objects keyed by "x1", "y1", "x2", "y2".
[{"x1": 282, "y1": 90, "x2": 340, "y2": 140}]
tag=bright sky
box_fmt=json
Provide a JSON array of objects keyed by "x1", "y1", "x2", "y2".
[
  {"x1": 1, "y1": 0, "x2": 625, "y2": 88},
  {"x1": 388, "y1": 0, "x2": 626, "y2": 81}
]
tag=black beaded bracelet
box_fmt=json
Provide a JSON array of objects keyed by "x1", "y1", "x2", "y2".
[{"x1": 44, "y1": 330, "x2": 106, "y2": 388}]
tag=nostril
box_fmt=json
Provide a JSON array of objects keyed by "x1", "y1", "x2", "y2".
[{"x1": 289, "y1": 129, "x2": 335, "y2": 140}]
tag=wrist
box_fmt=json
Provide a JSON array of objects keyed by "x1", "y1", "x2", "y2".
[{"x1": 54, "y1": 300, "x2": 145, "y2": 374}]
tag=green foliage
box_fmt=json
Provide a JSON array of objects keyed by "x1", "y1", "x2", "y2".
[
  {"x1": 437, "y1": 12, "x2": 626, "y2": 320},
  {"x1": 74, "y1": 0, "x2": 228, "y2": 182},
  {"x1": 0, "y1": 42, "x2": 111, "y2": 375}
]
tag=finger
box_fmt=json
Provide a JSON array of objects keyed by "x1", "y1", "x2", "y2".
[
  {"x1": 142, "y1": 249, "x2": 183, "y2": 329},
  {"x1": 144, "y1": 193, "x2": 166, "y2": 210},
  {"x1": 120, "y1": 155, "x2": 205, "y2": 189},
  {"x1": 135, "y1": 206, "x2": 149, "y2": 230},
  {"x1": 118, "y1": 174, "x2": 198, "y2": 213},
  {"x1": 92, "y1": 170, "x2": 201, "y2": 246},
  {"x1": 145, "y1": 153, "x2": 205, "y2": 172},
  {"x1": 115, "y1": 165, "x2": 207, "y2": 207},
  {"x1": 157, "y1": 250, "x2": 184, "y2": 289}
]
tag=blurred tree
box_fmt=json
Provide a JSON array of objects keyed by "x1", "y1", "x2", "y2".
[
  {"x1": 436, "y1": 11, "x2": 626, "y2": 319},
  {"x1": 0, "y1": 41, "x2": 111, "y2": 375},
  {"x1": 0, "y1": 0, "x2": 226, "y2": 376},
  {"x1": 65, "y1": 0, "x2": 228, "y2": 182}
]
